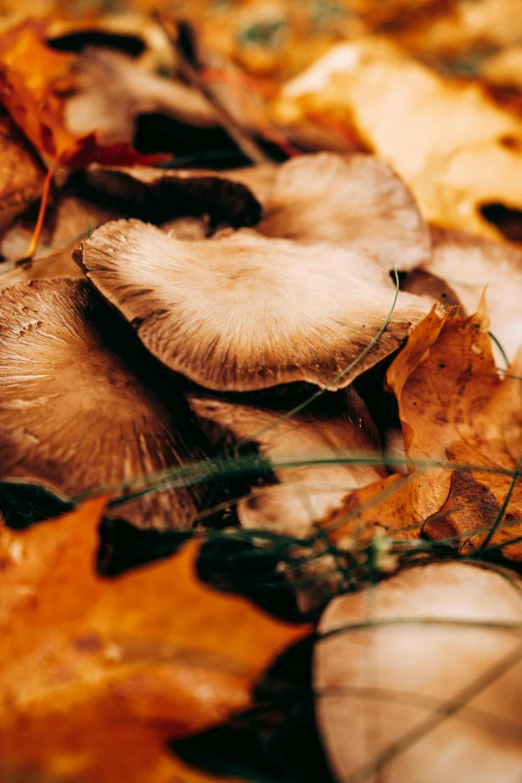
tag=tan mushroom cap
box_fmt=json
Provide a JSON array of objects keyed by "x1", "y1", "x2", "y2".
[
  {"x1": 0, "y1": 278, "x2": 207, "y2": 530},
  {"x1": 0, "y1": 108, "x2": 44, "y2": 232},
  {"x1": 84, "y1": 164, "x2": 262, "y2": 228},
  {"x1": 188, "y1": 390, "x2": 385, "y2": 538},
  {"x1": 315, "y1": 562, "x2": 522, "y2": 783},
  {"x1": 75, "y1": 219, "x2": 431, "y2": 392},
  {"x1": 404, "y1": 226, "x2": 522, "y2": 360},
  {"x1": 259, "y1": 152, "x2": 431, "y2": 271}
]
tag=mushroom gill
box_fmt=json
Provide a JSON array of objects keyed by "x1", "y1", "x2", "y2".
[
  {"x1": 0, "y1": 278, "x2": 208, "y2": 530},
  {"x1": 75, "y1": 219, "x2": 431, "y2": 393}
]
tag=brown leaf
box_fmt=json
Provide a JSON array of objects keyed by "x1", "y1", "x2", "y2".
[
  {"x1": 275, "y1": 37, "x2": 522, "y2": 237},
  {"x1": 325, "y1": 302, "x2": 522, "y2": 557},
  {"x1": 0, "y1": 497, "x2": 310, "y2": 780}
]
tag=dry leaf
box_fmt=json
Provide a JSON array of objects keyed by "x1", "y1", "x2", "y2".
[
  {"x1": 315, "y1": 561, "x2": 522, "y2": 783},
  {"x1": 324, "y1": 302, "x2": 522, "y2": 558},
  {"x1": 275, "y1": 37, "x2": 522, "y2": 237},
  {"x1": 0, "y1": 19, "x2": 166, "y2": 168},
  {"x1": 0, "y1": 496, "x2": 308, "y2": 780}
]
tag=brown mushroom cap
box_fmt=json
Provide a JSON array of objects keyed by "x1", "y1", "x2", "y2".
[
  {"x1": 259, "y1": 152, "x2": 431, "y2": 271},
  {"x1": 403, "y1": 226, "x2": 522, "y2": 360},
  {"x1": 0, "y1": 108, "x2": 45, "y2": 232},
  {"x1": 0, "y1": 278, "x2": 207, "y2": 530},
  {"x1": 75, "y1": 219, "x2": 430, "y2": 393},
  {"x1": 188, "y1": 390, "x2": 385, "y2": 537},
  {"x1": 315, "y1": 562, "x2": 522, "y2": 783},
  {"x1": 84, "y1": 164, "x2": 262, "y2": 228}
]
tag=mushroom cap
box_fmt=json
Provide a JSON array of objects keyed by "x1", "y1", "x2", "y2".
[
  {"x1": 84, "y1": 164, "x2": 262, "y2": 227},
  {"x1": 188, "y1": 390, "x2": 385, "y2": 537},
  {"x1": 411, "y1": 226, "x2": 522, "y2": 361},
  {"x1": 316, "y1": 562, "x2": 522, "y2": 783},
  {"x1": 0, "y1": 278, "x2": 207, "y2": 530},
  {"x1": 75, "y1": 219, "x2": 430, "y2": 393},
  {"x1": 66, "y1": 49, "x2": 217, "y2": 146},
  {"x1": 259, "y1": 152, "x2": 431, "y2": 271},
  {"x1": 0, "y1": 108, "x2": 44, "y2": 232}
]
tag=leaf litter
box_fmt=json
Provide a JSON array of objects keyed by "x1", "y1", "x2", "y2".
[{"x1": 0, "y1": 3, "x2": 521, "y2": 782}]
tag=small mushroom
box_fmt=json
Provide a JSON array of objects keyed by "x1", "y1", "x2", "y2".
[
  {"x1": 83, "y1": 164, "x2": 262, "y2": 228},
  {"x1": 0, "y1": 108, "x2": 45, "y2": 233},
  {"x1": 75, "y1": 219, "x2": 431, "y2": 393},
  {"x1": 402, "y1": 226, "x2": 522, "y2": 360},
  {"x1": 259, "y1": 152, "x2": 431, "y2": 271},
  {"x1": 188, "y1": 389, "x2": 385, "y2": 537},
  {"x1": 0, "y1": 278, "x2": 208, "y2": 530},
  {"x1": 316, "y1": 562, "x2": 522, "y2": 783}
]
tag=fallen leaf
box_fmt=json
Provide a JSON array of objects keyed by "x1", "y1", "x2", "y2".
[
  {"x1": 0, "y1": 19, "x2": 167, "y2": 168},
  {"x1": 0, "y1": 497, "x2": 309, "y2": 780},
  {"x1": 315, "y1": 561, "x2": 522, "y2": 783},
  {"x1": 275, "y1": 36, "x2": 522, "y2": 237},
  {"x1": 402, "y1": 225, "x2": 522, "y2": 362},
  {"x1": 324, "y1": 301, "x2": 522, "y2": 558}
]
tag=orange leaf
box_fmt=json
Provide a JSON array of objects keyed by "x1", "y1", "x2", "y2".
[
  {"x1": 0, "y1": 20, "x2": 166, "y2": 169},
  {"x1": 0, "y1": 497, "x2": 310, "y2": 779},
  {"x1": 325, "y1": 301, "x2": 522, "y2": 558}
]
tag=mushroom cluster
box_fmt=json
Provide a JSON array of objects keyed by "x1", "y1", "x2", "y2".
[{"x1": 0, "y1": 148, "x2": 516, "y2": 536}]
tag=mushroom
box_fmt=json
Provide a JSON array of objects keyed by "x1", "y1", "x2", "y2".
[
  {"x1": 402, "y1": 226, "x2": 522, "y2": 360},
  {"x1": 315, "y1": 562, "x2": 522, "y2": 783},
  {"x1": 188, "y1": 388, "x2": 385, "y2": 537},
  {"x1": 75, "y1": 219, "x2": 431, "y2": 393},
  {"x1": 0, "y1": 108, "x2": 44, "y2": 233},
  {"x1": 0, "y1": 278, "x2": 208, "y2": 530},
  {"x1": 83, "y1": 164, "x2": 262, "y2": 228},
  {"x1": 259, "y1": 152, "x2": 431, "y2": 271}
]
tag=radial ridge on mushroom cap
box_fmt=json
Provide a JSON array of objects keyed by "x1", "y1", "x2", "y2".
[
  {"x1": 0, "y1": 278, "x2": 207, "y2": 530},
  {"x1": 259, "y1": 152, "x2": 431, "y2": 271},
  {"x1": 76, "y1": 219, "x2": 431, "y2": 393}
]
